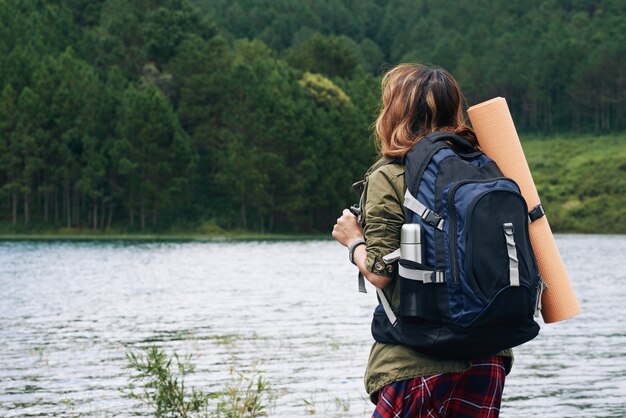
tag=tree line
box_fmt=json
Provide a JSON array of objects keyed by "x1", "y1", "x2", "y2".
[
  {"x1": 198, "y1": 0, "x2": 625, "y2": 133},
  {"x1": 0, "y1": 0, "x2": 624, "y2": 233}
]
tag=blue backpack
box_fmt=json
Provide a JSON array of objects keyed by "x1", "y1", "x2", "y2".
[{"x1": 369, "y1": 131, "x2": 546, "y2": 359}]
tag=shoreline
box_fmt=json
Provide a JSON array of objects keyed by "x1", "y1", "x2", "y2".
[
  {"x1": 0, "y1": 232, "x2": 332, "y2": 242},
  {"x1": 0, "y1": 231, "x2": 621, "y2": 242}
]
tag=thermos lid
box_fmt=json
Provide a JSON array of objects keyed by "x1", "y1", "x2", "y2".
[{"x1": 401, "y1": 224, "x2": 422, "y2": 244}]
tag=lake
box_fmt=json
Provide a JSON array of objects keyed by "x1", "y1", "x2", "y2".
[{"x1": 0, "y1": 235, "x2": 625, "y2": 417}]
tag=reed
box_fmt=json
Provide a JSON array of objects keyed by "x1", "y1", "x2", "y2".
[{"x1": 125, "y1": 346, "x2": 272, "y2": 417}]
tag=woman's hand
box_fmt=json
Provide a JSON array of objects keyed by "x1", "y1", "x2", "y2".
[
  {"x1": 332, "y1": 209, "x2": 364, "y2": 248},
  {"x1": 332, "y1": 208, "x2": 390, "y2": 288}
]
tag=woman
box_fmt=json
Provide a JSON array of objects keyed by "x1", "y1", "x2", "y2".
[{"x1": 332, "y1": 64, "x2": 512, "y2": 417}]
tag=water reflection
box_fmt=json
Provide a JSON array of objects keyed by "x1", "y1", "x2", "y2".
[{"x1": 0, "y1": 235, "x2": 625, "y2": 416}]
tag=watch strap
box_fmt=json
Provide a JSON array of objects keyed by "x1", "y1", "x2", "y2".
[{"x1": 348, "y1": 239, "x2": 366, "y2": 265}]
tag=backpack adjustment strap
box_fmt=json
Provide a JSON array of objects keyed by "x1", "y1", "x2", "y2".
[
  {"x1": 503, "y1": 223, "x2": 520, "y2": 287},
  {"x1": 403, "y1": 190, "x2": 445, "y2": 230},
  {"x1": 358, "y1": 272, "x2": 367, "y2": 293},
  {"x1": 376, "y1": 287, "x2": 398, "y2": 326},
  {"x1": 528, "y1": 203, "x2": 545, "y2": 223},
  {"x1": 399, "y1": 265, "x2": 445, "y2": 283},
  {"x1": 534, "y1": 275, "x2": 547, "y2": 317}
]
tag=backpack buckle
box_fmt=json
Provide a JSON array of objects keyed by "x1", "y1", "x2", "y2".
[
  {"x1": 429, "y1": 271, "x2": 446, "y2": 283},
  {"x1": 528, "y1": 203, "x2": 545, "y2": 223},
  {"x1": 399, "y1": 265, "x2": 446, "y2": 283},
  {"x1": 424, "y1": 210, "x2": 444, "y2": 230},
  {"x1": 403, "y1": 190, "x2": 445, "y2": 230}
]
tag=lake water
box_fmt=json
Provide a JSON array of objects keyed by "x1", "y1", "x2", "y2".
[{"x1": 0, "y1": 235, "x2": 625, "y2": 417}]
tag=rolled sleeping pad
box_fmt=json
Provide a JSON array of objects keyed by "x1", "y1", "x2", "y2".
[{"x1": 467, "y1": 97, "x2": 581, "y2": 323}]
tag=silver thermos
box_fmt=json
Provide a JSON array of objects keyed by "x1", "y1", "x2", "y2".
[{"x1": 400, "y1": 224, "x2": 422, "y2": 264}]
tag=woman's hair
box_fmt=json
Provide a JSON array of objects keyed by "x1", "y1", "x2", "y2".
[{"x1": 374, "y1": 64, "x2": 476, "y2": 157}]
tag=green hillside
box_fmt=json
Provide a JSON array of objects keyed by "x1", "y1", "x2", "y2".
[
  {"x1": 0, "y1": 0, "x2": 624, "y2": 234},
  {"x1": 523, "y1": 134, "x2": 626, "y2": 233}
]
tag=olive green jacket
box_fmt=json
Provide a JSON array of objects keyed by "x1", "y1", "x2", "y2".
[{"x1": 359, "y1": 158, "x2": 513, "y2": 403}]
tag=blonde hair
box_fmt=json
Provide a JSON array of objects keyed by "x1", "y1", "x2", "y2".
[{"x1": 374, "y1": 64, "x2": 476, "y2": 157}]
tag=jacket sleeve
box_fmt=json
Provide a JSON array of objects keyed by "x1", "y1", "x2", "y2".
[{"x1": 363, "y1": 166, "x2": 405, "y2": 278}]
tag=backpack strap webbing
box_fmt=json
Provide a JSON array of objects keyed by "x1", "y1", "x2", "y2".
[
  {"x1": 376, "y1": 287, "x2": 398, "y2": 326},
  {"x1": 503, "y1": 223, "x2": 520, "y2": 287},
  {"x1": 404, "y1": 132, "x2": 481, "y2": 278},
  {"x1": 358, "y1": 272, "x2": 367, "y2": 293},
  {"x1": 528, "y1": 203, "x2": 545, "y2": 223},
  {"x1": 398, "y1": 265, "x2": 445, "y2": 283},
  {"x1": 403, "y1": 189, "x2": 445, "y2": 230},
  {"x1": 404, "y1": 137, "x2": 450, "y2": 274}
]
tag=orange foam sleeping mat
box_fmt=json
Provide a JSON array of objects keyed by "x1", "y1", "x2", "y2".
[{"x1": 468, "y1": 97, "x2": 581, "y2": 323}]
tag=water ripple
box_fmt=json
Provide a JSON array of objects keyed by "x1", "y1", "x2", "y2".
[{"x1": 0, "y1": 235, "x2": 624, "y2": 416}]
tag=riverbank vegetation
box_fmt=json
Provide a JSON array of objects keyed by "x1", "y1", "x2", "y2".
[
  {"x1": 1, "y1": 0, "x2": 624, "y2": 234},
  {"x1": 523, "y1": 134, "x2": 626, "y2": 234},
  {"x1": 125, "y1": 346, "x2": 273, "y2": 417},
  {"x1": 0, "y1": 231, "x2": 327, "y2": 241}
]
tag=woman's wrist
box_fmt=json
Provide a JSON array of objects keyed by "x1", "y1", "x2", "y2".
[
  {"x1": 347, "y1": 236, "x2": 365, "y2": 248},
  {"x1": 348, "y1": 238, "x2": 366, "y2": 265}
]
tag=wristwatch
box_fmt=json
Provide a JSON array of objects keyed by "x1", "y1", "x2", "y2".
[{"x1": 348, "y1": 239, "x2": 366, "y2": 265}]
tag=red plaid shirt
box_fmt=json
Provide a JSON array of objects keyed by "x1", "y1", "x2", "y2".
[{"x1": 372, "y1": 355, "x2": 506, "y2": 418}]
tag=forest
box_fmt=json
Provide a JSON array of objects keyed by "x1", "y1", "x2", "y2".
[{"x1": 0, "y1": 0, "x2": 624, "y2": 234}]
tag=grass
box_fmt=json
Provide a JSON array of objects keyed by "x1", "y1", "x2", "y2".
[
  {"x1": 125, "y1": 346, "x2": 273, "y2": 418},
  {"x1": 521, "y1": 133, "x2": 626, "y2": 234}
]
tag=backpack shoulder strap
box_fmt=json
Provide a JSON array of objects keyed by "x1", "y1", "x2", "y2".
[
  {"x1": 426, "y1": 131, "x2": 476, "y2": 153},
  {"x1": 404, "y1": 132, "x2": 481, "y2": 196},
  {"x1": 404, "y1": 134, "x2": 447, "y2": 204}
]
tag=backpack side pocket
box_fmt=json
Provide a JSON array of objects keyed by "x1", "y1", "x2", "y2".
[{"x1": 398, "y1": 260, "x2": 447, "y2": 324}]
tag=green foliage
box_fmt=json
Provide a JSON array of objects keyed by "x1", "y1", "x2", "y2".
[
  {"x1": 125, "y1": 346, "x2": 272, "y2": 418},
  {"x1": 144, "y1": 2, "x2": 217, "y2": 65},
  {"x1": 114, "y1": 83, "x2": 195, "y2": 230},
  {"x1": 0, "y1": 0, "x2": 624, "y2": 234},
  {"x1": 287, "y1": 33, "x2": 359, "y2": 78},
  {"x1": 215, "y1": 372, "x2": 272, "y2": 418},
  {"x1": 126, "y1": 347, "x2": 212, "y2": 417},
  {"x1": 298, "y1": 72, "x2": 353, "y2": 108},
  {"x1": 523, "y1": 134, "x2": 626, "y2": 233},
  {"x1": 197, "y1": 0, "x2": 626, "y2": 132}
]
